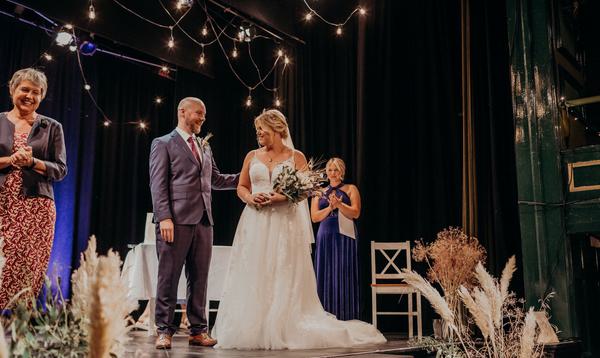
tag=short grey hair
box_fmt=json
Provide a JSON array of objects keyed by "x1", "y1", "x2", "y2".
[
  {"x1": 9, "y1": 68, "x2": 48, "y2": 99},
  {"x1": 177, "y1": 97, "x2": 204, "y2": 111}
]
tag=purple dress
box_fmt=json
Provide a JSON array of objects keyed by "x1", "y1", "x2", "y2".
[{"x1": 314, "y1": 183, "x2": 360, "y2": 320}]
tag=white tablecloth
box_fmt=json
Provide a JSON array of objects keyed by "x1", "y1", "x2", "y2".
[
  {"x1": 122, "y1": 243, "x2": 231, "y2": 301},
  {"x1": 121, "y1": 243, "x2": 231, "y2": 335}
]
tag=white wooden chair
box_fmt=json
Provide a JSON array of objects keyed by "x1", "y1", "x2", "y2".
[{"x1": 370, "y1": 241, "x2": 422, "y2": 339}]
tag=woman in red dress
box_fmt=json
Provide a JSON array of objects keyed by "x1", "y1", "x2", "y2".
[{"x1": 0, "y1": 68, "x2": 67, "y2": 308}]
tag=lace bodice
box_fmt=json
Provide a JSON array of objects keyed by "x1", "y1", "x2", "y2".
[{"x1": 249, "y1": 154, "x2": 294, "y2": 194}]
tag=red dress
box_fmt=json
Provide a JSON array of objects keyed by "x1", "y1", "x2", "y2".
[{"x1": 0, "y1": 132, "x2": 56, "y2": 308}]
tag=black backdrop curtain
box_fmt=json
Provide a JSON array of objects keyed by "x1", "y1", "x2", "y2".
[{"x1": 282, "y1": 0, "x2": 522, "y2": 327}]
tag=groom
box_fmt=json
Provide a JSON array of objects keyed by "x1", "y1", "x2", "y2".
[{"x1": 149, "y1": 97, "x2": 239, "y2": 349}]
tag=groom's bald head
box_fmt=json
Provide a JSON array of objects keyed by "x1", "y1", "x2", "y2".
[
  {"x1": 177, "y1": 97, "x2": 206, "y2": 134},
  {"x1": 178, "y1": 97, "x2": 205, "y2": 112}
]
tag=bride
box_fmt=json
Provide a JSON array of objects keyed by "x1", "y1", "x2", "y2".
[{"x1": 212, "y1": 109, "x2": 386, "y2": 349}]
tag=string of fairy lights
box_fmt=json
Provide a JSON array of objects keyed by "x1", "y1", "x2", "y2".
[{"x1": 6, "y1": 0, "x2": 368, "y2": 129}]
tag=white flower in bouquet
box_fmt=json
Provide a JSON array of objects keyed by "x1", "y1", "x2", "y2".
[{"x1": 272, "y1": 159, "x2": 326, "y2": 204}]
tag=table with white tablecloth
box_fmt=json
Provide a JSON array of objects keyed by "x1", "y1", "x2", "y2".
[{"x1": 122, "y1": 242, "x2": 231, "y2": 335}]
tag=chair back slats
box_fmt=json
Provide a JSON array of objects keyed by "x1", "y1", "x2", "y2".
[{"x1": 370, "y1": 241, "x2": 412, "y2": 283}]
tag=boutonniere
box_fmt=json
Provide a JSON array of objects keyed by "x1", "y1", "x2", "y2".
[{"x1": 201, "y1": 132, "x2": 213, "y2": 149}]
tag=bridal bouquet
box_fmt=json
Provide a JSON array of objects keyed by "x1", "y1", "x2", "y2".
[{"x1": 272, "y1": 159, "x2": 327, "y2": 204}]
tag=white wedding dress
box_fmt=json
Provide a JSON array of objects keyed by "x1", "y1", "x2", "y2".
[{"x1": 212, "y1": 154, "x2": 386, "y2": 349}]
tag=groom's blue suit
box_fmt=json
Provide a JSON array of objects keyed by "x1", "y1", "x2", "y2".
[{"x1": 149, "y1": 129, "x2": 238, "y2": 335}]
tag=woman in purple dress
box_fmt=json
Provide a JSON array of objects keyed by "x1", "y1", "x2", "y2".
[{"x1": 311, "y1": 158, "x2": 362, "y2": 320}]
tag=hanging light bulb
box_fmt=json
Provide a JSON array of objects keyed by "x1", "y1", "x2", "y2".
[
  {"x1": 155, "y1": 97, "x2": 163, "y2": 104},
  {"x1": 245, "y1": 95, "x2": 252, "y2": 107},
  {"x1": 103, "y1": 120, "x2": 110, "y2": 127},
  {"x1": 358, "y1": 7, "x2": 366, "y2": 15},
  {"x1": 274, "y1": 97, "x2": 281, "y2": 107},
  {"x1": 89, "y1": 4, "x2": 96, "y2": 19},
  {"x1": 284, "y1": 56, "x2": 290, "y2": 65},
  {"x1": 139, "y1": 121, "x2": 148, "y2": 130},
  {"x1": 167, "y1": 36, "x2": 175, "y2": 48},
  {"x1": 84, "y1": 84, "x2": 91, "y2": 91},
  {"x1": 277, "y1": 49, "x2": 284, "y2": 57},
  {"x1": 336, "y1": 26, "x2": 343, "y2": 36},
  {"x1": 305, "y1": 12, "x2": 313, "y2": 21},
  {"x1": 198, "y1": 53, "x2": 206, "y2": 65},
  {"x1": 201, "y1": 24, "x2": 208, "y2": 37},
  {"x1": 232, "y1": 46, "x2": 238, "y2": 58},
  {"x1": 43, "y1": 53, "x2": 53, "y2": 61}
]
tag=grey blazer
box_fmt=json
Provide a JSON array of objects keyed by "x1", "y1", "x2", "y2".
[
  {"x1": 149, "y1": 130, "x2": 239, "y2": 226},
  {"x1": 0, "y1": 112, "x2": 67, "y2": 200}
]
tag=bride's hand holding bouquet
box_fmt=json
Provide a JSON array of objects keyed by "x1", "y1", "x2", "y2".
[{"x1": 271, "y1": 159, "x2": 327, "y2": 205}]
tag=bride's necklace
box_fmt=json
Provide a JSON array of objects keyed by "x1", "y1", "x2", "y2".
[{"x1": 265, "y1": 148, "x2": 283, "y2": 163}]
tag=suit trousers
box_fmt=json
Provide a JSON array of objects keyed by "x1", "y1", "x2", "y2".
[{"x1": 155, "y1": 215, "x2": 213, "y2": 335}]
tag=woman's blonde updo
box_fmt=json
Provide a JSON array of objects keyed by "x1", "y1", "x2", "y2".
[{"x1": 254, "y1": 109, "x2": 289, "y2": 139}]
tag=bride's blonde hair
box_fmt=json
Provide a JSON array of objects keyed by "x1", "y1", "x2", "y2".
[{"x1": 254, "y1": 109, "x2": 289, "y2": 139}]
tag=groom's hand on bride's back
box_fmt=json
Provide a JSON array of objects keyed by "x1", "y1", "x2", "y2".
[{"x1": 159, "y1": 218, "x2": 174, "y2": 242}]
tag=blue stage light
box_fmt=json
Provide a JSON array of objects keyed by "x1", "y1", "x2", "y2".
[{"x1": 79, "y1": 41, "x2": 97, "y2": 56}]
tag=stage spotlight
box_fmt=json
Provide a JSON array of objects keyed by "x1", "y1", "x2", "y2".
[
  {"x1": 158, "y1": 66, "x2": 171, "y2": 78},
  {"x1": 79, "y1": 41, "x2": 97, "y2": 56},
  {"x1": 55, "y1": 30, "x2": 74, "y2": 46}
]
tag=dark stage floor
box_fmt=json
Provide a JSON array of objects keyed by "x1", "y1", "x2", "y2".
[{"x1": 125, "y1": 331, "x2": 422, "y2": 358}]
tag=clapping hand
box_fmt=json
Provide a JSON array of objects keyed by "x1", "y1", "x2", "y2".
[
  {"x1": 10, "y1": 146, "x2": 33, "y2": 168},
  {"x1": 328, "y1": 192, "x2": 343, "y2": 210}
]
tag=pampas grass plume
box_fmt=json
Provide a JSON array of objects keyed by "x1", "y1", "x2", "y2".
[
  {"x1": 88, "y1": 251, "x2": 138, "y2": 357},
  {"x1": 519, "y1": 307, "x2": 536, "y2": 358},
  {"x1": 399, "y1": 269, "x2": 455, "y2": 327},
  {"x1": 500, "y1": 255, "x2": 516, "y2": 300}
]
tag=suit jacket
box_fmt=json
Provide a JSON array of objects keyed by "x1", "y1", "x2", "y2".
[
  {"x1": 149, "y1": 129, "x2": 239, "y2": 225},
  {"x1": 0, "y1": 112, "x2": 67, "y2": 200}
]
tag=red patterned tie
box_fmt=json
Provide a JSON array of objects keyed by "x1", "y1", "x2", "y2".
[{"x1": 187, "y1": 136, "x2": 201, "y2": 164}]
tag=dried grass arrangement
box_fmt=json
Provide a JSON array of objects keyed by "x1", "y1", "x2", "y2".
[
  {"x1": 2, "y1": 236, "x2": 137, "y2": 357},
  {"x1": 400, "y1": 255, "x2": 554, "y2": 358},
  {"x1": 412, "y1": 227, "x2": 486, "y2": 330}
]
